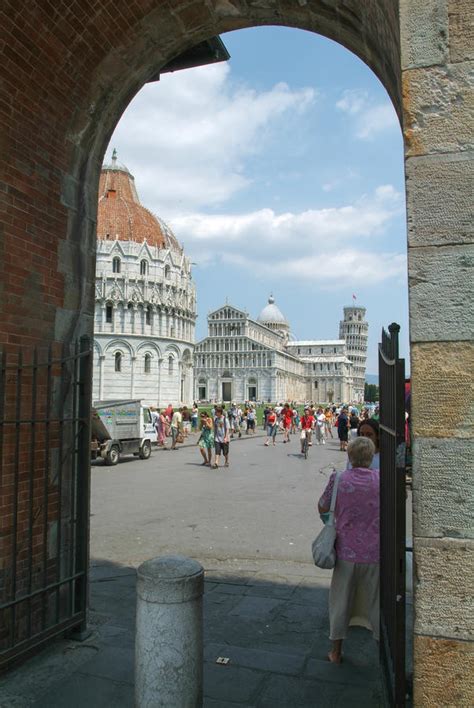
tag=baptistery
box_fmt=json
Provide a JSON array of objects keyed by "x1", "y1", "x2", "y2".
[{"x1": 92, "y1": 151, "x2": 196, "y2": 406}]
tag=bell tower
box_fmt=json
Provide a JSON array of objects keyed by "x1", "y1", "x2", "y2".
[{"x1": 339, "y1": 305, "x2": 368, "y2": 402}]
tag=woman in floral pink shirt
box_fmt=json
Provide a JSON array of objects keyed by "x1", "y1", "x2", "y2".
[{"x1": 318, "y1": 436, "x2": 379, "y2": 664}]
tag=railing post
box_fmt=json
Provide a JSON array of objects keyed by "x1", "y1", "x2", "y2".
[
  {"x1": 135, "y1": 555, "x2": 204, "y2": 708},
  {"x1": 74, "y1": 335, "x2": 93, "y2": 638}
]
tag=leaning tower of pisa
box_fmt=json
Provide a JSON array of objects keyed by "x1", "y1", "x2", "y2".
[{"x1": 339, "y1": 305, "x2": 368, "y2": 403}]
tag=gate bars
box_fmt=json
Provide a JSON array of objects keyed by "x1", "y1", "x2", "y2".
[
  {"x1": 0, "y1": 337, "x2": 92, "y2": 669},
  {"x1": 378, "y1": 323, "x2": 406, "y2": 706}
]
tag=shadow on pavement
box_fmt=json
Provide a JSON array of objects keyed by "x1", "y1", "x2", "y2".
[{"x1": 0, "y1": 557, "x2": 385, "y2": 707}]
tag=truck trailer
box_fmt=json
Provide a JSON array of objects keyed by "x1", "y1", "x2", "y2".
[{"x1": 91, "y1": 400, "x2": 157, "y2": 465}]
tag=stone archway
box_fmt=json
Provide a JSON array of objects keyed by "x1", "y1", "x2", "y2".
[{"x1": 1, "y1": 2, "x2": 472, "y2": 701}]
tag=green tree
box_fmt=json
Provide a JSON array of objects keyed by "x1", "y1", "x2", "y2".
[{"x1": 364, "y1": 383, "x2": 379, "y2": 402}]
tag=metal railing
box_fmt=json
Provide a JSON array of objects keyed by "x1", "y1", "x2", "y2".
[{"x1": 0, "y1": 337, "x2": 92, "y2": 669}]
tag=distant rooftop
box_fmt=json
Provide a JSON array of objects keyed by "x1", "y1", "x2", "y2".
[{"x1": 288, "y1": 340, "x2": 345, "y2": 347}]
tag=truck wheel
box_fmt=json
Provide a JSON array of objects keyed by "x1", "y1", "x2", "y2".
[
  {"x1": 139, "y1": 441, "x2": 152, "y2": 460},
  {"x1": 105, "y1": 445, "x2": 120, "y2": 466}
]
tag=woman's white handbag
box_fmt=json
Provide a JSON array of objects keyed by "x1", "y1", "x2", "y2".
[{"x1": 311, "y1": 471, "x2": 341, "y2": 569}]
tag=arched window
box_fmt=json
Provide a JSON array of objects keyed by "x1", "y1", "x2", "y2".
[
  {"x1": 112, "y1": 257, "x2": 121, "y2": 273},
  {"x1": 140, "y1": 259, "x2": 148, "y2": 275},
  {"x1": 106, "y1": 304, "x2": 113, "y2": 323},
  {"x1": 164, "y1": 264, "x2": 171, "y2": 279},
  {"x1": 168, "y1": 355, "x2": 174, "y2": 375},
  {"x1": 145, "y1": 306, "x2": 151, "y2": 325},
  {"x1": 144, "y1": 353, "x2": 151, "y2": 373},
  {"x1": 115, "y1": 352, "x2": 122, "y2": 372}
]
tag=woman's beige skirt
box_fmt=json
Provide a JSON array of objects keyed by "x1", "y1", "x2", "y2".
[{"x1": 329, "y1": 558, "x2": 380, "y2": 641}]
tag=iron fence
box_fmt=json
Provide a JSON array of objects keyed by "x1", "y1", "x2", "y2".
[{"x1": 0, "y1": 337, "x2": 91, "y2": 670}]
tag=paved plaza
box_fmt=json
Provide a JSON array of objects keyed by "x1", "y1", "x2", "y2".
[{"x1": 0, "y1": 430, "x2": 386, "y2": 707}]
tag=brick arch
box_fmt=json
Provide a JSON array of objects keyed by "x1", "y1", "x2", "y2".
[{"x1": 0, "y1": 0, "x2": 401, "y2": 349}]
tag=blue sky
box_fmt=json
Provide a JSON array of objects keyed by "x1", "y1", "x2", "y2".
[{"x1": 107, "y1": 26, "x2": 409, "y2": 375}]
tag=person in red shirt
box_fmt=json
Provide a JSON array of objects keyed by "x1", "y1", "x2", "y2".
[
  {"x1": 300, "y1": 406, "x2": 315, "y2": 454},
  {"x1": 264, "y1": 407, "x2": 277, "y2": 446},
  {"x1": 282, "y1": 404, "x2": 293, "y2": 443}
]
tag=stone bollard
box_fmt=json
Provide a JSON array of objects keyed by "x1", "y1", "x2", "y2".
[{"x1": 135, "y1": 555, "x2": 204, "y2": 708}]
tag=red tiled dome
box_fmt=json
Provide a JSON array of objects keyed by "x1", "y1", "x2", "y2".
[{"x1": 97, "y1": 153, "x2": 182, "y2": 252}]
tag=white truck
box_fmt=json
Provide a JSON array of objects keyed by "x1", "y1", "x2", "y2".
[{"x1": 91, "y1": 400, "x2": 157, "y2": 465}]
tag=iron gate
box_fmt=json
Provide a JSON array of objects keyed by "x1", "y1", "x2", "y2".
[
  {"x1": 378, "y1": 323, "x2": 406, "y2": 706},
  {"x1": 0, "y1": 337, "x2": 92, "y2": 669}
]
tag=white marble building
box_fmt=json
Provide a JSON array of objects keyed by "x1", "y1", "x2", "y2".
[
  {"x1": 194, "y1": 301, "x2": 306, "y2": 403},
  {"x1": 93, "y1": 153, "x2": 196, "y2": 406},
  {"x1": 194, "y1": 297, "x2": 363, "y2": 404},
  {"x1": 339, "y1": 306, "x2": 368, "y2": 402},
  {"x1": 285, "y1": 340, "x2": 354, "y2": 403}
]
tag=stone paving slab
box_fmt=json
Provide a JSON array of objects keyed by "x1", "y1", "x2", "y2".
[
  {"x1": 204, "y1": 663, "x2": 265, "y2": 703},
  {"x1": 204, "y1": 643, "x2": 306, "y2": 676},
  {"x1": 32, "y1": 673, "x2": 134, "y2": 708},
  {"x1": 0, "y1": 558, "x2": 386, "y2": 707}
]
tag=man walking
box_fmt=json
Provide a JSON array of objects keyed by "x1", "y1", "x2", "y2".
[
  {"x1": 170, "y1": 407, "x2": 183, "y2": 450},
  {"x1": 213, "y1": 406, "x2": 230, "y2": 468}
]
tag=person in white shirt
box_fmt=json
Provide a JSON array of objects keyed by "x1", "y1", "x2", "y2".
[
  {"x1": 315, "y1": 407, "x2": 326, "y2": 445},
  {"x1": 170, "y1": 408, "x2": 183, "y2": 450}
]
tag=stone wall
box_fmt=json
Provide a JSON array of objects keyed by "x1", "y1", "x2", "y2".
[{"x1": 400, "y1": 0, "x2": 474, "y2": 703}]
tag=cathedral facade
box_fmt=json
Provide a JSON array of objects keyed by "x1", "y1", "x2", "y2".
[
  {"x1": 93, "y1": 152, "x2": 196, "y2": 406},
  {"x1": 194, "y1": 297, "x2": 367, "y2": 404}
]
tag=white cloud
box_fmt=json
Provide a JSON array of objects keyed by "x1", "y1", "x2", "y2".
[
  {"x1": 336, "y1": 89, "x2": 368, "y2": 115},
  {"x1": 170, "y1": 186, "x2": 405, "y2": 285},
  {"x1": 355, "y1": 104, "x2": 399, "y2": 139},
  {"x1": 258, "y1": 250, "x2": 407, "y2": 286},
  {"x1": 109, "y1": 63, "x2": 315, "y2": 214},
  {"x1": 336, "y1": 89, "x2": 399, "y2": 141}
]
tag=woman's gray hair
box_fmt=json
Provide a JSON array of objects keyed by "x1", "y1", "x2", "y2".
[{"x1": 347, "y1": 436, "x2": 375, "y2": 468}]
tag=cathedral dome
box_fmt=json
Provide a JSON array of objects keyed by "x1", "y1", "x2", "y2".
[
  {"x1": 257, "y1": 296, "x2": 288, "y2": 326},
  {"x1": 97, "y1": 150, "x2": 182, "y2": 253}
]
